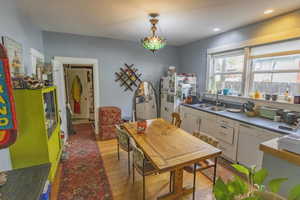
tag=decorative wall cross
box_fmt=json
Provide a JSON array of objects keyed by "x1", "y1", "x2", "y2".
[{"x1": 115, "y1": 63, "x2": 142, "y2": 92}]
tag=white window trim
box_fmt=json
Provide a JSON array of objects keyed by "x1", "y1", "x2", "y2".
[
  {"x1": 207, "y1": 50, "x2": 246, "y2": 95},
  {"x1": 206, "y1": 47, "x2": 300, "y2": 101}
]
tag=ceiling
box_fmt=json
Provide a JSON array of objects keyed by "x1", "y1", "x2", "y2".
[{"x1": 19, "y1": 0, "x2": 300, "y2": 46}]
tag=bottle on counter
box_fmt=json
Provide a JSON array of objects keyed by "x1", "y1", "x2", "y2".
[{"x1": 254, "y1": 90, "x2": 261, "y2": 99}]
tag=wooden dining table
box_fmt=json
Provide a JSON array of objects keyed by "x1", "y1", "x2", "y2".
[{"x1": 123, "y1": 118, "x2": 222, "y2": 200}]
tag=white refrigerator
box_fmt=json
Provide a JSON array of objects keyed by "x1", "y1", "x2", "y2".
[{"x1": 160, "y1": 73, "x2": 197, "y2": 122}]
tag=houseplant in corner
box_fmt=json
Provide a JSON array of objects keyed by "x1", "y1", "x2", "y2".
[{"x1": 213, "y1": 164, "x2": 300, "y2": 200}]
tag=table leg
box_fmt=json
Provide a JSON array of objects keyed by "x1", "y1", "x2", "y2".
[{"x1": 158, "y1": 168, "x2": 193, "y2": 200}]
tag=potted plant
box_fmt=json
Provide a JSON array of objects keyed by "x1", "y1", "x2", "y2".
[{"x1": 213, "y1": 164, "x2": 300, "y2": 200}]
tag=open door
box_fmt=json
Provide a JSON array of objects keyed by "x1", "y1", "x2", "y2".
[
  {"x1": 52, "y1": 59, "x2": 68, "y2": 138},
  {"x1": 66, "y1": 68, "x2": 90, "y2": 119}
]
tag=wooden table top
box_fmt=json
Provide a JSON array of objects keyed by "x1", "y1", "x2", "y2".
[{"x1": 123, "y1": 118, "x2": 222, "y2": 171}]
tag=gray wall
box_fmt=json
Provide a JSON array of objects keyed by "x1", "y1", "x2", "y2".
[
  {"x1": 179, "y1": 10, "x2": 300, "y2": 94},
  {"x1": 0, "y1": 0, "x2": 44, "y2": 71},
  {"x1": 43, "y1": 31, "x2": 179, "y2": 117},
  {"x1": 0, "y1": 0, "x2": 44, "y2": 171}
]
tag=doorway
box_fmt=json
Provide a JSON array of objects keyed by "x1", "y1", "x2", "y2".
[
  {"x1": 52, "y1": 57, "x2": 100, "y2": 140},
  {"x1": 63, "y1": 65, "x2": 95, "y2": 125}
]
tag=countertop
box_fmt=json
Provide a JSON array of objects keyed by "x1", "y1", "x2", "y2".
[
  {"x1": 0, "y1": 163, "x2": 50, "y2": 200},
  {"x1": 183, "y1": 104, "x2": 300, "y2": 135},
  {"x1": 260, "y1": 138, "x2": 300, "y2": 166}
]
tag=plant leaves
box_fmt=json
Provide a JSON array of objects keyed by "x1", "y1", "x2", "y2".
[
  {"x1": 288, "y1": 184, "x2": 300, "y2": 200},
  {"x1": 268, "y1": 178, "x2": 288, "y2": 193},
  {"x1": 228, "y1": 176, "x2": 248, "y2": 196},
  {"x1": 232, "y1": 164, "x2": 250, "y2": 176},
  {"x1": 213, "y1": 178, "x2": 230, "y2": 200},
  {"x1": 242, "y1": 197, "x2": 261, "y2": 200},
  {"x1": 254, "y1": 168, "x2": 268, "y2": 185}
]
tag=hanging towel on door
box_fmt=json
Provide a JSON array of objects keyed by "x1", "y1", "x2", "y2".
[{"x1": 71, "y1": 75, "x2": 83, "y2": 114}]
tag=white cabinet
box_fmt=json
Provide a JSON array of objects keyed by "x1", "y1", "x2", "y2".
[
  {"x1": 180, "y1": 106, "x2": 200, "y2": 134},
  {"x1": 237, "y1": 123, "x2": 281, "y2": 169},
  {"x1": 199, "y1": 115, "x2": 218, "y2": 137},
  {"x1": 215, "y1": 117, "x2": 240, "y2": 162},
  {"x1": 180, "y1": 105, "x2": 282, "y2": 165},
  {"x1": 180, "y1": 106, "x2": 239, "y2": 162}
]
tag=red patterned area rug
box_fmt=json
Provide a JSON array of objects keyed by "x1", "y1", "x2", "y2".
[{"x1": 58, "y1": 123, "x2": 113, "y2": 200}]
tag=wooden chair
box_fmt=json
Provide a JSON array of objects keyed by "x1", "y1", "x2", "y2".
[
  {"x1": 182, "y1": 132, "x2": 219, "y2": 200},
  {"x1": 115, "y1": 125, "x2": 132, "y2": 176},
  {"x1": 171, "y1": 112, "x2": 182, "y2": 128}
]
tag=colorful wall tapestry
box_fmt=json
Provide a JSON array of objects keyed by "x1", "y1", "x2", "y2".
[{"x1": 0, "y1": 44, "x2": 18, "y2": 149}]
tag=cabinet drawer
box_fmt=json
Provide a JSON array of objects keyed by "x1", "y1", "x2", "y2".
[{"x1": 216, "y1": 124, "x2": 235, "y2": 144}]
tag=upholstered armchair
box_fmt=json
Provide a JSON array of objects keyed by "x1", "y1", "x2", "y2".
[{"x1": 98, "y1": 106, "x2": 121, "y2": 140}]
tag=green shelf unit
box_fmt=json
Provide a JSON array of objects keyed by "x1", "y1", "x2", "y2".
[{"x1": 9, "y1": 87, "x2": 62, "y2": 181}]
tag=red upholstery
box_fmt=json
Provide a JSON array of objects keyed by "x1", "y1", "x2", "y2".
[
  {"x1": 98, "y1": 107, "x2": 121, "y2": 140},
  {"x1": 99, "y1": 125, "x2": 117, "y2": 140},
  {"x1": 99, "y1": 107, "x2": 121, "y2": 125}
]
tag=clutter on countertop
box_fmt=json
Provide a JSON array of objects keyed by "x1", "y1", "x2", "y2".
[{"x1": 259, "y1": 106, "x2": 279, "y2": 120}]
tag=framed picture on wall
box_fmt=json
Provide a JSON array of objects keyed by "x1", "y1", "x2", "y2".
[{"x1": 2, "y1": 36, "x2": 24, "y2": 77}]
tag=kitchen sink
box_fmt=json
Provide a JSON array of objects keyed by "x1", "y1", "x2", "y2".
[
  {"x1": 209, "y1": 106, "x2": 226, "y2": 111},
  {"x1": 198, "y1": 104, "x2": 211, "y2": 108}
]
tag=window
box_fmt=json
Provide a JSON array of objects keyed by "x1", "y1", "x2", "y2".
[
  {"x1": 207, "y1": 39, "x2": 300, "y2": 100},
  {"x1": 208, "y1": 51, "x2": 245, "y2": 95},
  {"x1": 251, "y1": 55, "x2": 300, "y2": 96}
]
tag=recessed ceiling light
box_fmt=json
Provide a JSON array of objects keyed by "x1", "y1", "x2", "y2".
[
  {"x1": 213, "y1": 28, "x2": 220, "y2": 32},
  {"x1": 264, "y1": 9, "x2": 274, "y2": 14}
]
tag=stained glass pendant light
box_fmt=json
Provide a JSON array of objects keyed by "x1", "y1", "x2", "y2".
[{"x1": 141, "y1": 13, "x2": 166, "y2": 53}]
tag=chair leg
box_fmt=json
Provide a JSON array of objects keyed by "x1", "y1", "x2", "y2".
[
  {"x1": 213, "y1": 157, "x2": 218, "y2": 185},
  {"x1": 193, "y1": 163, "x2": 197, "y2": 200},
  {"x1": 128, "y1": 150, "x2": 131, "y2": 176},
  {"x1": 117, "y1": 142, "x2": 120, "y2": 160},
  {"x1": 132, "y1": 164, "x2": 135, "y2": 184},
  {"x1": 143, "y1": 175, "x2": 146, "y2": 200},
  {"x1": 169, "y1": 171, "x2": 172, "y2": 192}
]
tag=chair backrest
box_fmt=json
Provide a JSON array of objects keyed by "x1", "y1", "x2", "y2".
[
  {"x1": 171, "y1": 112, "x2": 182, "y2": 128},
  {"x1": 115, "y1": 125, "x2": 130, "y2": 147},
  {"x1": 193, "y1": 131, "x2": 218, "y2": 147},
  {"x1": 132, "y1": 145, "x2": 145, "y2": 169}
]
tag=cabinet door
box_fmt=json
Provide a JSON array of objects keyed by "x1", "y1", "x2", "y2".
[
  {"x1": 237, "y1": 124, "x2": 280, "y2": 169},
  {"x1": 181, "y1": 111, "x2": 200, "y2": 134},
  {"x1": 200, "y1": 118, "x2": 217, "y2": 137}
]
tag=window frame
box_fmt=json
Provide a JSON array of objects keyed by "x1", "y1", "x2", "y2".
[
  {"x1": 207, "y1": 49, "x2": 247, "y2": 96},
  {"x1": 249, "y1": 51, "x2": 300, "y2": 96},
  {"x1": 207, "y1": 43, "x2": 300, "y2": 98}
]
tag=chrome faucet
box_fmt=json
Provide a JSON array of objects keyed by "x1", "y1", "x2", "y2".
[{"x1": 215, "y1": 91, "x2": 222, "y2": 106}]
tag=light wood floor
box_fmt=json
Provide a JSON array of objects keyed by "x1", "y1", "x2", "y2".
[
  {"x1": 98, "y1": 139, "x2": 233, "y2": 200},
  {"x1": 52, "y1": 138, "x2": 234, "y2": 200}
]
